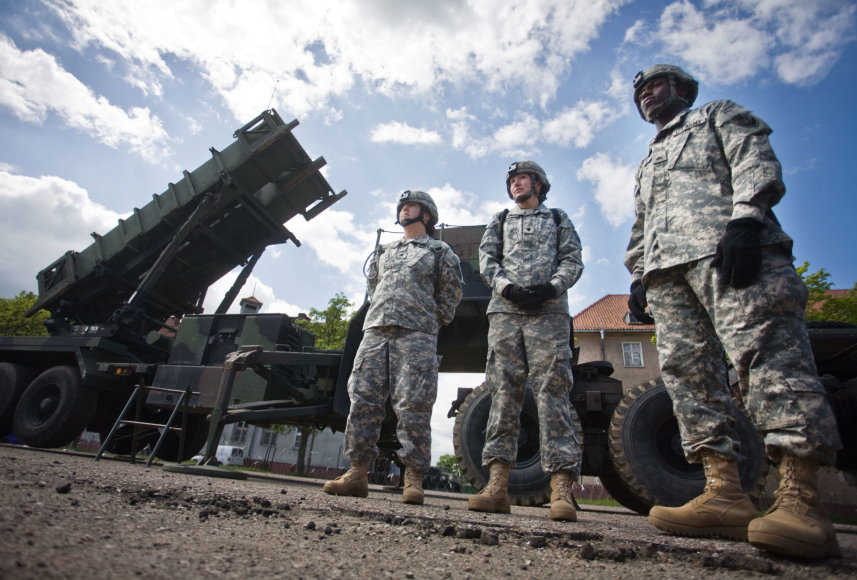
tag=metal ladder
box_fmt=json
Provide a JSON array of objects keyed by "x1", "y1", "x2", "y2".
[{"x1": 95, "y1": 384, "x2": 196, "y2": 467}]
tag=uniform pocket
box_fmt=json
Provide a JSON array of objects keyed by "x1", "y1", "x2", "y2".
[
  {"x1": 556, "y1": 343, "x2": 573, "y2": 362},
  {"x1": 737, "y1": 253, "x2": 806, "y2": 321}
]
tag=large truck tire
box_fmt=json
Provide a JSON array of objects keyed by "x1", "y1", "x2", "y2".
[
  {"x1": 0, "y1": 362, "x2": 37, "y2": 438},
  {"x1": 453, "y1": 382, "x2": 583, "y2": 507},
  {"x1": 454, "y1": 383, "x2": 549, "y2": 506},
  {"x1": 13, "y1": 365, "x2": 98, "y2": 449},
  {"x1": 608, "y1": 378, "x2": 767, "y2": 514},
  {"x1": 598, "y1": 472, "x2": 652, "y2": 515}
]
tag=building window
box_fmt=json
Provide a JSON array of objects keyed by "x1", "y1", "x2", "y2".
[
  {"x1": 260, "y1": 429, "x2": 276, "y2": 446},
  {"x1": 293, "y1": 430, "x2": 303, "y2": 449},
  {"x1": 231, "y1": 421, "x2": 248, "y2": 445},
  {"x1": 622, "y1": 342, "x2": 644, "y2": 367}
]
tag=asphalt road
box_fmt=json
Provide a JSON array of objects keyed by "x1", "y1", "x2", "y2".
[{"x1": 1, "y1": 444, "x2": 856, "y2": 579}]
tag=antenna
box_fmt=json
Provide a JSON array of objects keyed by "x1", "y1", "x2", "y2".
[{"x1": 267, "y1": 79, "x2": 280, "y2": 110}]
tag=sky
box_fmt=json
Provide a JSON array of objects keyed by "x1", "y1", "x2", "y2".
[{"x1": 1, "y1": 0, "x2": 856, "y2": 464}]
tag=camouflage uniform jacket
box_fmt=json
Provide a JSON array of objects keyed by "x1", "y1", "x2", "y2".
[
  {"x1": 625, "y1": 99, "x2": 793, "y2": 282},
  {"x1": 480, "y1": 204, "x2": 583, "y2": 315},
  {"x1": 363, "y1": 234, "x2": 463, "y2": 334}
]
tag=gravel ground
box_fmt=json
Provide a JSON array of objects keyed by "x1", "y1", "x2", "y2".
[{"x1": 1, "y1": 444, "x2": 856, "y2": 579}]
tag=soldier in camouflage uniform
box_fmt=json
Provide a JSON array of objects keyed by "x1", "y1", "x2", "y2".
[
  {"x1": 626, "y1": 64, "x2": 842, "y2": 559},
  {"x1": 323, "y1": 190, "x2": 462, "y2": 505},
  {"x1": 467, "y1": 161, "x2": 584, "y2": 521}
]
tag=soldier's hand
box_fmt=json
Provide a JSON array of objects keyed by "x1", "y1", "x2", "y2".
[
  {"x1": 502, "y1": 284, "x2": 534, "y2": 305},
  {"x1": 525, "y1": 283, "x2": 557, "y2": 306},
  {"x1": 710, "y1": 218, "x2": 764, "y2": 289},
  {"x1": 628, "y1": 280, "x2": 654, "y2": 324}
]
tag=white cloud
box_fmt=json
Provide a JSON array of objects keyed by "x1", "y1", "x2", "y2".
[
  {"x1": 651, "y1": 0, "x2": 856, "y2": 87},
  {"x1": 370, "y1": 122, "x2": 442, "y2": 145},
  {"x1": 490, "y1": 115, "x2": 542, "y2": 158},
  {"x1": 201, "y1": 272, "x2": 304, "y2": 316},
  {"x1": 425, "y1": 183, "x2": 495, "y2": 227},
  {"x1": 0, "y1": 34, "x2": 172, "y2": 163},
  {"x1": 576, "y1": 153, "x2": 635, "y2": 227},
  {"x1": 44, "y1": 0, "x2": 630, "y2": 123},
  {"x1": 447, "y1": 101, "x2": 620, "y2": 159},
  {"x1": 287, "y1": 209, "x2": 376, "y2": 277},
  {"x1": 762, "y1": 0, "x2": 857, "y2": 85},
  {"x1": 623, "y1": 19, "x2": 647, "y2": 44},
  {"x1": 543, "y1": 100, "x2": 613, "y2": 148},
  {"x1": 657, "y1": 2, "x2": 772, "y2": 85},
  {"x1": 0, "y1": 171, "x2": 124, "y2": 295}
]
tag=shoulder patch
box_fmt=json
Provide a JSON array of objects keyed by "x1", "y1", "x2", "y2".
[{"x1": 730, "y1": 114, "x2": 758, "y2": 127}]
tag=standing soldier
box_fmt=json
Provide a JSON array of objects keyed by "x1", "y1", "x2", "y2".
[
  {"x1": 626, "y1": 64, "x2": 842, "y2": 559},
  {"x1": 323, "y1": 190, "x2": 462, "y2": 505},
  {"x1": 468, "y1": 161, "x2": 584, "y2": 521}
]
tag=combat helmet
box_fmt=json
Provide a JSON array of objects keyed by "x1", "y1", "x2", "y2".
[
  {"x1": 506, "y1": 160, "x2": 550, "y2": 203},
  {"x1": 632, "y1": 64, "x2": 699, "y2": 122},
  {"x1": 396, "y1": 189, "x2": 439, "y2": 235}
]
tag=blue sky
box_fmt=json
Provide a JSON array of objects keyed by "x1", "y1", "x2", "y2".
[{"x1": 1, "y1": 0, "x2": 856, "y2": 462}]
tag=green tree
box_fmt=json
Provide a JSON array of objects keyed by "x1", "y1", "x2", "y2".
[
  {"x1": 0, "y1": 291, "x2": 49, "y2": 336},
  {"x1": 437, "y1": 453, "x2": 461, "y2": 476},
  {"x1": 295, "y1": 292, "x2": 355, "y2": 350},
  {"x1": 796, "y1": 262, "x2": 857, "y2": 325}
]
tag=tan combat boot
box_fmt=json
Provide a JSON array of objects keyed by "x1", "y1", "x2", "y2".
[
  {"x1": 322, "y1": 461, "x2": 370, "y2": 497},
  {"x1": 468, "y1": 461, "x2": 511, "y2": 513},
  {"x1": 747, "y1": 454, "x2": 841, "y2": 559},
  {"x1": 648, "y1": 453, "x2": 756, "y2": 540},
  {"x1": 550, "y1": 471, "x2": 577, "y2": 521},
  {"x1": 402, "y1": 467, "x2": 424, "y2": 505}
]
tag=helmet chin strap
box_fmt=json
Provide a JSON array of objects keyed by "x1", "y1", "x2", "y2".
[{"x1": 513, "y1": 187, "x2": 536, "y2": 204}]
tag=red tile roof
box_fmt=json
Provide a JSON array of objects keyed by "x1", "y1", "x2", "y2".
[
  {"x1": 573, "y1": 294, "x2": 654, "y2": 331},
  {"x1": 575, "y1": 288, "x2": 852, "y2": 331},
  {"x1": 808, "y1": 289, "x2": 852, "y2": 312}
]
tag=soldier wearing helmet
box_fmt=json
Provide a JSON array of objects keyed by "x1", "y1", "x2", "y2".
[
  {"x1": 632, "y1": 64, "x2": 699, "y2": 125},
  {"x1": 324, "y1": 189, "x2": 462, "y2": 507},
  {"x1": 469, "y1": 161, "x2": 584, "y2": 522},
  {"x1": 625, "y1": 65, "x2": 841, "y2": 559},
  {"x1": 505, "y1": 160, "x2": 551, "y2": 205},
  {"x1": 396, "y1": 189, "x2": 439, "y2": 235}
]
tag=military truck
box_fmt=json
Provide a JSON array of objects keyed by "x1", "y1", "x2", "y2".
[
  {"x1": 1, "y1": 110, "x2": 854, "y2": 514},
  {"x1": 0, "y1": 110, "x2": 347, "y2": 461}
]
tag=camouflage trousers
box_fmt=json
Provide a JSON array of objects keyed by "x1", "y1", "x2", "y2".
[
  {"x1": 645, "y1": 248, "x2": 842, "y2": 466},
  {"x1": 343, "y1": 327, "x2": 439, "y2": 471},
  {"x1": 482, "y1": 312, "x2": 582, "y2": 476}
]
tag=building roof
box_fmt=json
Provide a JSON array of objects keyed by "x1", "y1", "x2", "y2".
[
  {"x1": 808, "y1": 289, "x2": 851, "y2": 313},
  {"x1": 573, "y1": 294, "x2": 655, "y2": 331},
  {"x1": 240, "y1": 295, "x2": 262, "y2": 305}
]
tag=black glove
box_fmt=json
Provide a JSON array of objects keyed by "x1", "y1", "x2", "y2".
[
  {"x1": 628, "y1": 280, "x2": 654, "y2": 324},
  {"x1": 502, "y1": 284, "x2": 543, "y2": 309},
  {"x1": 710, "y1": 218, "x2": 765, "y2": 289},
  {"x1": 503, "y1": 284, "x2": 533, "y2": 304},
  {"x1": 525, "y1": 283, "x2": 557, "y2": 306}
]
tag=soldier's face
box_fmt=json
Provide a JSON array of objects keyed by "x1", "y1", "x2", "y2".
[
  {"x1": 509, "y1": 173, "x2": 533, "y2": 197},
  {"x1": 638, "y1": 77, "x2": 670, "y2": 119},
  {"x1": 399, "y1": 202, "x2": 422, "y2": 222}
]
